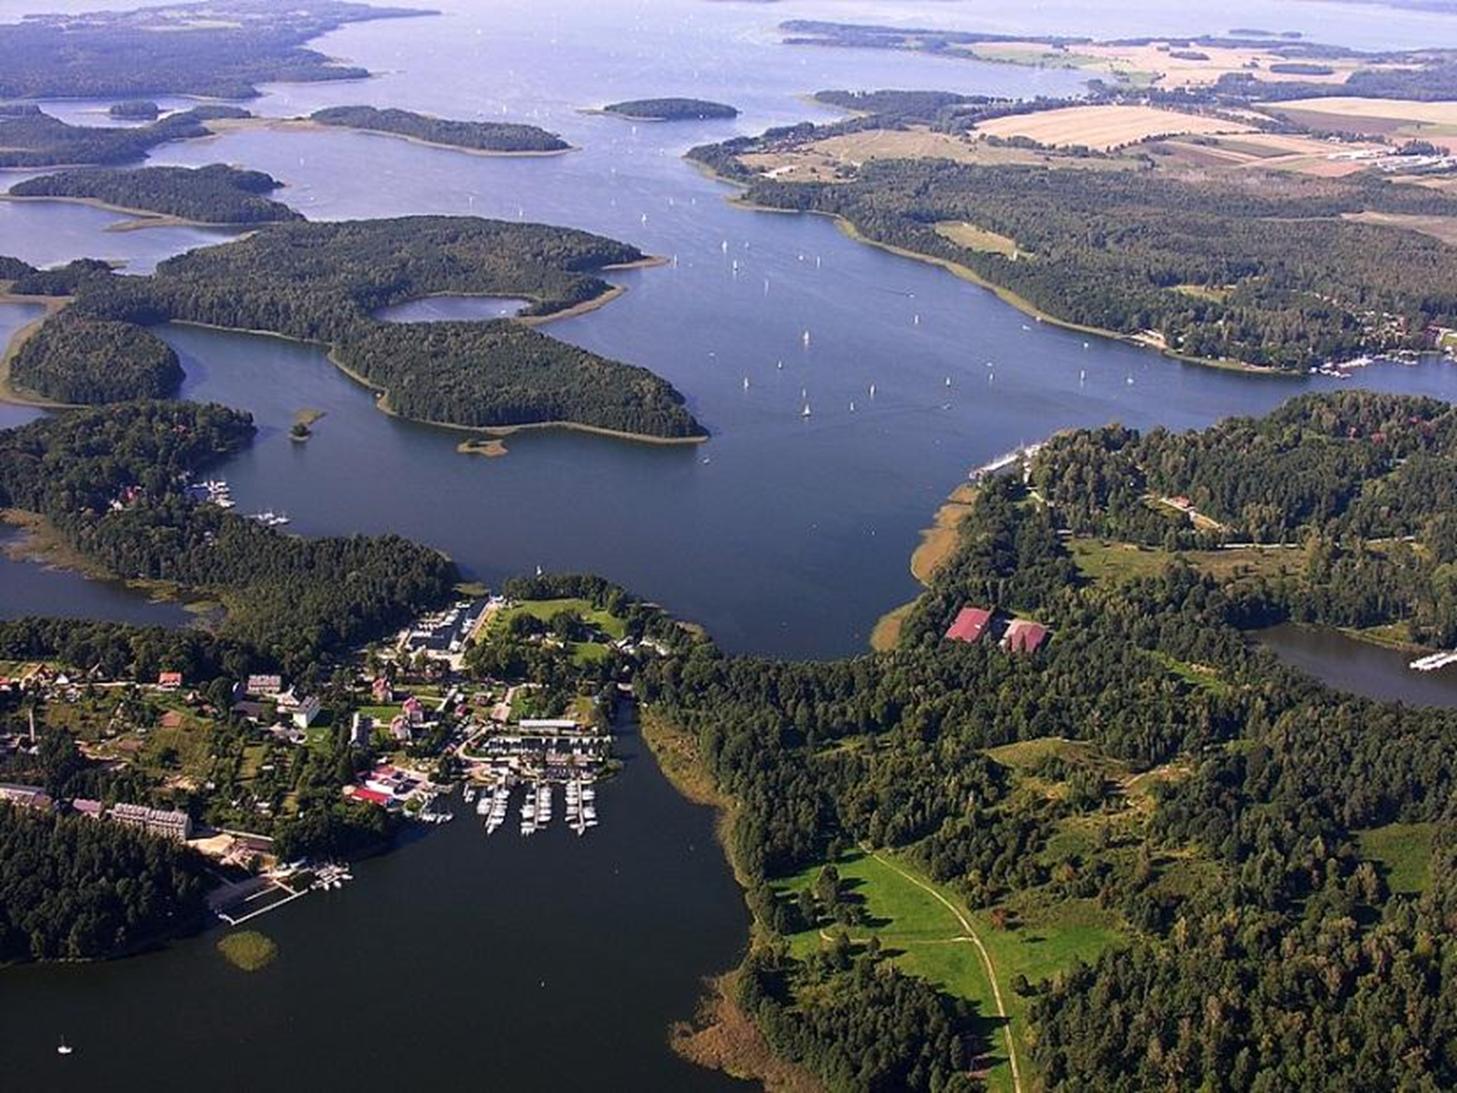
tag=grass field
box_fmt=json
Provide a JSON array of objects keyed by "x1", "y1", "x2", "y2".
[
  {"x1": 775, "y1": 848, "x2": 1122, "y2": 1092},
  {"x1": 935, "y1": 220, "x2": 1020, "y2": 257},
  {"x1": 1268, "y1": 96, "x2": 1457, "y2": 126},
  {"x1": 1357, "y1": 822, "x2": 1437, "y2": 895},
  {"x1": 974, "y1": 104, "x2": 1252, "y2": 151},
  {"x1": 1069, "y1": 537, "x2": 1302, "y2": 588},
  {"x1": 491, "y1": 597, "x2": 626, "y2": 640}
]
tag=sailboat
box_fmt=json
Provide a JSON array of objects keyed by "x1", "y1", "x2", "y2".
[
  {"x1": 776, "y1": 359, "x2": 783, "y2": 370},
  {"x1": 743, "y1": 376, "x2": 750, "y2": 391},
  {"x1": 868, "y1": 383, "x2": 876, "y2": 398},
  {"x1": 57, "y1": 1038, "x2": 73, "y2": 1056},
  {"x1": 801, "y1": 402, "x2": 812, "y2": 419},
  {"x1": 849, "y1": 401, "x2": 856, "y2": 412},
  {"x1": 945, "y1": 376, "x2": 952, "y2": 387},
  {"x1": 801, "y1": 330, "x2": 811, "y2": 348}
]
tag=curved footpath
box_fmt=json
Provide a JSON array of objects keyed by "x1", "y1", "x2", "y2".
[{"x1": 869, "y1": 850, "x2": 1023, "y2": 1093}]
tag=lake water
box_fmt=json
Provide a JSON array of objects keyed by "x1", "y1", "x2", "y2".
[
  {"x1": 4, "y1": 0, "x2": 1457, "y2": 1086},
  {"x1": 1260, "y1": 623, "x2": 1457, "y2": 708},
  {"x1": 0, "y1": 707, "x2": 749, "y2": 1093}
]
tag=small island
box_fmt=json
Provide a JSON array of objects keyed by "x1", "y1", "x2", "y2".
[
  {"x1": 310, "y1": 105, "x2": 570, "y2": 154},
  {"x1": 109, "y1": 100, "x2": 161, "y2": 120},
  {"x1": 8, "y1": 164, "x2": 302, "y2": 226},
  {"x1": 602, "y1": 97, "x2": 739, "y2": 121}
]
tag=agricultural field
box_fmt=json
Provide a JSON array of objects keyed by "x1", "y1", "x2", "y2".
[
  {"x1": 1265, "y1": 97, "x2": 1457, "y2": 149},
  {"x1": 963, "y1": 38, "x2": 1398, "y2": 90},
  {"x1": 1343, "y1": 209, "x2": 1457, "y2": 245},
  {"x1": 973, "y1": 104, "x2": 1253, "y2": 151},
  {"x1": 1151, "y1": 130, "x2": 1388, "y2": 177},
  {"x1": 738, "y1": 126, "x2": 1138, "y2": 183}
]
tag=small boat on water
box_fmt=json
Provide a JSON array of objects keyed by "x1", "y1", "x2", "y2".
[
  {"x1": 801, "y1": 403, "x2": 812, "y2": 419},
  {"x1": 57, "y1": 1039, "x2": 73, "y2": 1056}
]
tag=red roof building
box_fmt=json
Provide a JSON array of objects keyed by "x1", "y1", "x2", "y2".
[
  {"x1": 945, "y1": 606, "x2": 994, "y2": 644},
  {"x1": 157, "y1": 671, "x2": 183, "y2": 689},
  {"x1": 1002, "y1": 619, "x2": 1050, "y2": 654},
  {"x1": 349, "y1": 786, "x2": 392, "y2": 807}
]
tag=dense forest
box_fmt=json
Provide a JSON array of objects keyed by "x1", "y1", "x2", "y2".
[
  {"x1": 0, "y1": 401, "x2": 458, "y2": 672},
  {"x1": 336, "y1": 321, "x2": 703, "y2": 436},
  {"x1": 641, "y1": 391, "x2": 1457, "y2": 1089},
  {"x1": 11, "y1": 216, "x2": 704, "y2": 437},
  {"x1": 0, "y1": 0, "x2": 427, "y2": 99},
  {"x1": 717, "y1": 154, "x2": 1457, "y2": 368},
  {"x1": 10, "y1": 310, "x2": 183, "y2": 404},
  {"x1": 603, "y1": 98, "x2": 739, "y2": 120},
  {"x1": 10, "y1": 164, "x2": 302, "y2": 225},
  {"x1": 0, "y1": 805, "x2": 208, "y2": 961},
  {"x1": 311, "y1": 105, "x2": 569, "y2": 152},
  {"x1": 0, "y1": 106, "x2": 251, "y2": 168}
]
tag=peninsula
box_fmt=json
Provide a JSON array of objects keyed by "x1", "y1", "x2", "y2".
[
  {"x1": 0, "y1": 106, "x2": 251, "y2": 169},
  {"x1": 689, "y1": 77, "x2": 1457, "y2": 371},
  {"x1": 8, "y1": 164, "x2": 303, "y2": 226},
  {"x1": 644, "y1": 390, "x2": 1457, "y2": 1091},
  {"x1": 309, "y1": 105, "x2": 570, "y2": 154},
  {"x1": 603, "y1": 97, "x2": 739, "y2": 121}
]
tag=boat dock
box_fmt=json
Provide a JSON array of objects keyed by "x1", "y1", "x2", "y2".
[{"x1": 1410, "y1": 649, "x2": 1457, "y2": 672}]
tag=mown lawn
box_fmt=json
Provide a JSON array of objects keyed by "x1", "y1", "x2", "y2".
[
  {"x1": 1358, "y1": 822, "x2": 1437, "y2": 895},
  {"x1": 773, "y1": 848, "x2": 1124, "y2": 1092}
]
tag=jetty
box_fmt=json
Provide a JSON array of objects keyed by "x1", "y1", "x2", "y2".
[
  {"x1": 1410, "y1": 650, "x2": 1457, "y2": 672},
  {"x1": 970, "y1": 442, "x2": 1044, "y2": 482}
]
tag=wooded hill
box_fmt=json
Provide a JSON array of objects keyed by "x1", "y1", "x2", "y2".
[
  {"x1": 311, "y1": 105, "x2": 569, "y2": 152},
  {"x1": 9, "y1": 217, "x2": 704, "y2": 438},
  {"x1": 641, "y1": 391, "x2": 1457, "y2": 1090},
  {"x1": 9, "y1": 164, "x2": 302, "y2": 225}
]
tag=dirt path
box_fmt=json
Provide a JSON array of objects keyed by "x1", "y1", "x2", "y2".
[{"x1": 870, "y1": 851, "x2": 1023, "y2": 1093}]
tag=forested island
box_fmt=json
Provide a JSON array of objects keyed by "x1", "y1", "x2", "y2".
[
  {"x1": 8, "y1": 164, "x2": 302, "y2": 226},
  {"x1": 310, "y1": 105, "x2": 570, "y2": 153},
  {"x1": 641, "y1": 390, "x2": 1457, "y2": 1091},
  {"x1": 603, "y1": 98, "x2": 739, "y2": 121},
  {"x1": 0, "y1": 0, "x2": 431, "y2": 100},
  {"x1": 108, "y1": 101, "x2": 161, "y2": 120},
  {"x1": 3, "y1": 217, "x2": 704, "y2": 438},
  {"x1": 0, "y1": 106, "x2": 251, "y2": 168}
]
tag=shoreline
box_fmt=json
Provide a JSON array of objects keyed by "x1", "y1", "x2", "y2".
[
  {"x1": 0, "y1": 293, "x2": 74, "y2": 408},
  {"x1": 322, "y1": 342, "x2": 706, "y2": 447},
  {"x1": 700, "y1": 158, "x2": 1292, "y2": 377},
  {"x1": 0, "y1": 193, "x2": 268, "y2": 233},
  {"x1": 639, "y1": 707, "x2": 822, "y2": 1092},
  {"x1": 208, "y1": 116, "x2": 578, "y2": 158}
]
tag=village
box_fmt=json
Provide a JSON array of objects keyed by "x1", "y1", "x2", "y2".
[{"x1": 0, "y1": 582, "x2": 675, "y2": 925}]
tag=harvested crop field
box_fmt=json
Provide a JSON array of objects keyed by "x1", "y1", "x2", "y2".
[
  {"x1": 739, "y1": 126, "x2": 1137, "y2": 182},
  {"x1": 1342, "y1": 210, "x2": 1457, "y2": 246},
  {"x1": 974, "y1": 104, "x2": 1253, "y2": 151}
]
